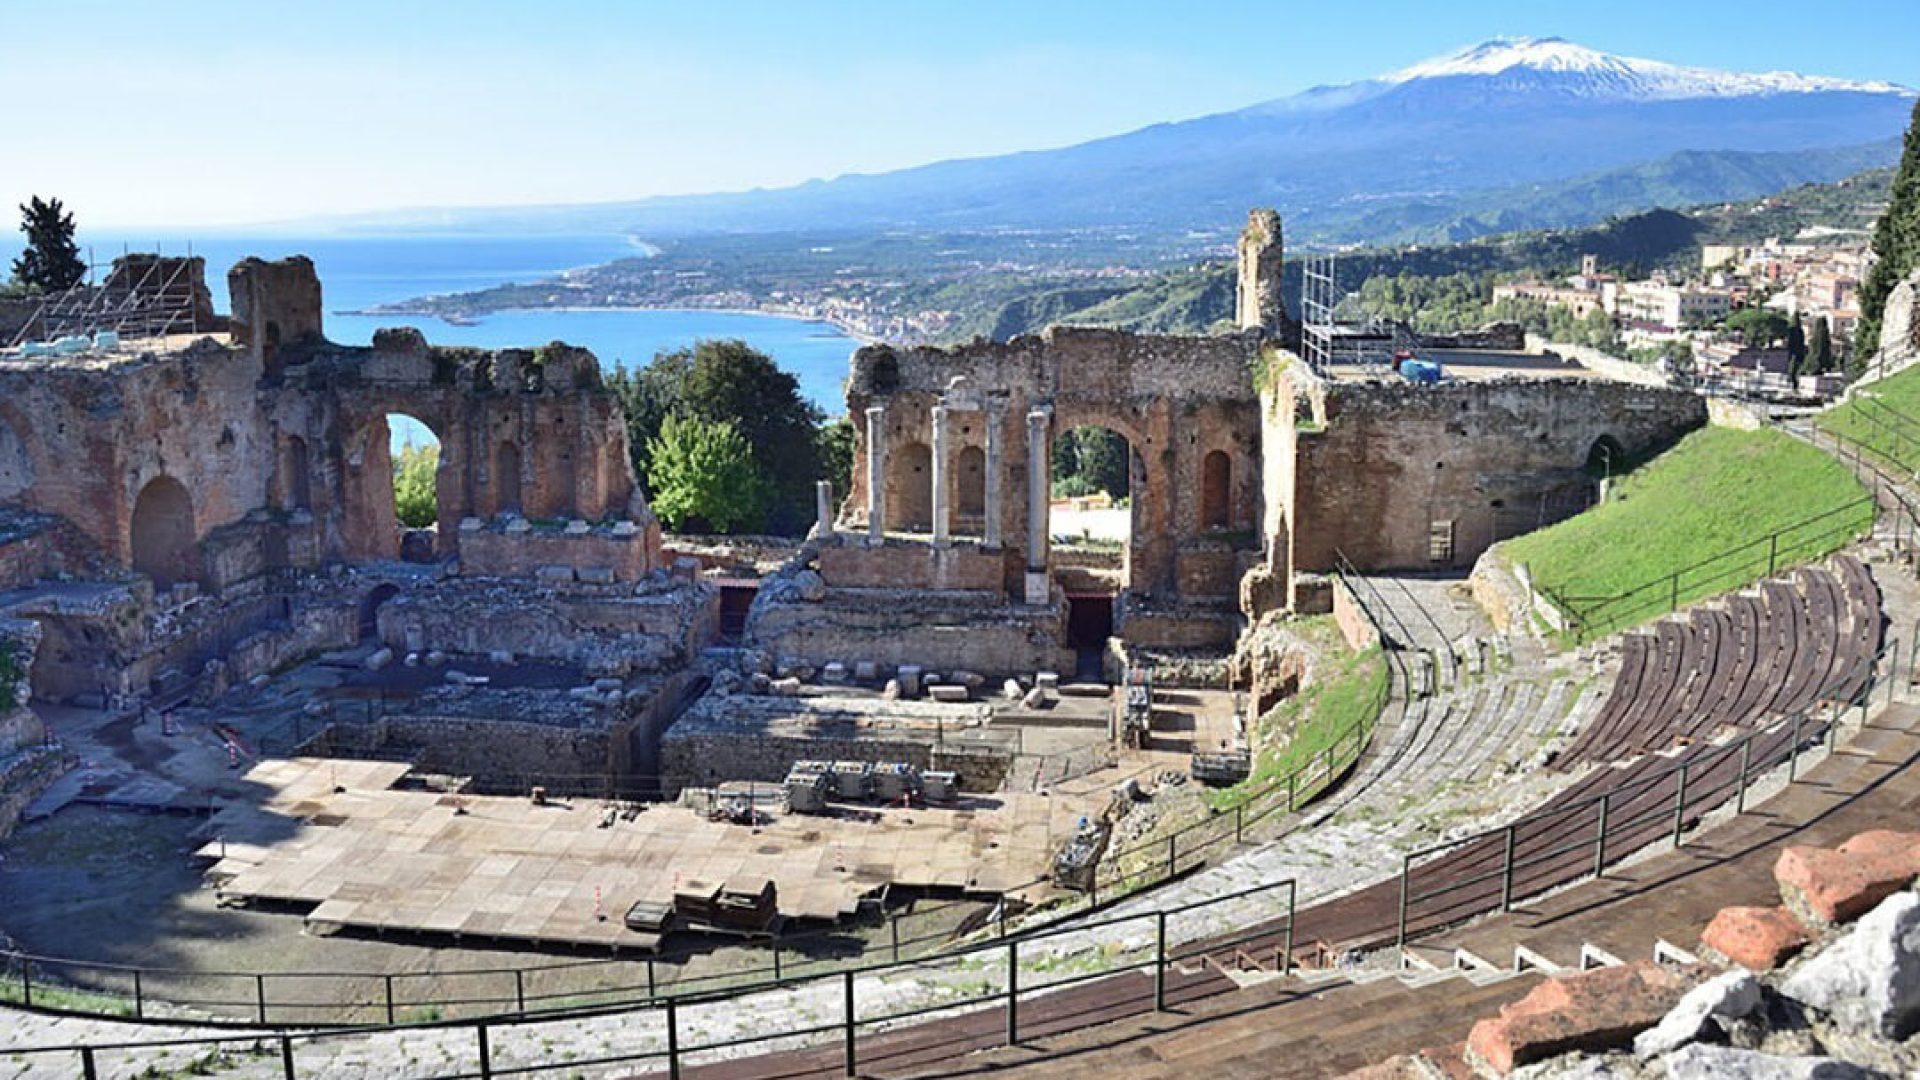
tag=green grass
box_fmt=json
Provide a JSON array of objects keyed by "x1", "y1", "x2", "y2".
[
  {"x1": 1205, "y1": 629, "x2": 1389, "y2": 813},
  {"x1": 1506, "y1": 426, "x2": 1872, "y2": 640},
  {"x1": 1818, "y1": 365, "x2": 1920, "y2": 471}
]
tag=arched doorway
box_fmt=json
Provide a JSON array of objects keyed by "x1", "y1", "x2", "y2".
[
  {"x1": 889, "y1": 441, "x2": 933, "y2": 532},
  {"x1": 1050, "y1": 425, "x2": 1136, "y2": 678},
  {"x1": 130, "y1": 476, "x2": 200, "y2": 588},
  {"x1": 1200, "y1": 450, "x2": 1232, "y2": 530},
  {"x1": 1586, "y1": 434, "x2": 1626, "y2": 480},
  {"x1": 358, "y1": 583, "x2": 401, "y2": 643}
]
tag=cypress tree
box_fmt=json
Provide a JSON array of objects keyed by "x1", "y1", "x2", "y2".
[
  {"x1": 10, "y1": 197, "x2": 85, "y2": 293},
  {"x1": 1855, "y1": 98, "x2": 1920, "y2": 366},
  {"x1": 1808, "y1": 316, "x2": 1834, "y2": 375}
]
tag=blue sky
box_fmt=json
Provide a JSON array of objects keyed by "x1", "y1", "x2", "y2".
[{"x1": 4, "y1": 0, "x2": 1917, "y2": 228}]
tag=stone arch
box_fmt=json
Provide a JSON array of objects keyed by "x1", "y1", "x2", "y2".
[
  {"x1": 494, "y1": 438, "x2": 523, "y2": 515},
  {"x1": 0, "y1": 421, "x2": 34, "y2": 501},
  {"x1": 890, "y1": 440, "x2": 933, "y2": 531},
  {"x1": 1201, "y1": 449, "x2": 1232, "y2": 530},
  {"x1": 130, "y1": 475, "x2": 200, "y2": 588},
  {"x1": 1586, "y1": 434, "x2": 1626, "y2": 478},
  {"x1": 956, "y1": 444, "x2": 986, "y2": 521},
  {"x1": 358, "y1": 582, "x2": 401, "y2": 643}
]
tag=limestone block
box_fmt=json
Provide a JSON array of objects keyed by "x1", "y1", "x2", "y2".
[
  {"x1": 1660, "y1": 1044, "x2": 1867, "y2": 1080},
  {"x1": 488, "y1": 649, "x2": 515, "y2": 664},
  {"x1": 426, "y1": 650, "x2": 447, "y2": 666},
  {"x1": 1700, "y1": 906, "x2": 1810, "y2": 971},
  {"x1": 1035, "y1": 671, "x2": 1060, "y2": 691},
  {"x1": 611, "y1": 520, "x2": 639, "y2": 537},
  {"x1": 897, "y1": 665, "x2": 923, "y2": 697},
  {"x1": 671, "y1": 556, "x2": 700, "y2": 582},
  {"x1": 536, "y1": 565, "x2": 575, "y2": 585},
  {"x1": 564, "y1": 519, "x2": 591, "y2": 535},
  {"x1": 1465, "y1": 962, "x2": 1702, "y2": 1075},
  {"x1": 853, "y1": 661, "x2": 879, "y2": 683},
  {"x1": 771, "y1": 677, "x2": 803, "y2": 697},
  {"x1": 504, "y1": 517, "x2": 532, "y2": 534},
  {"x1": 578, "y1": 566, "x2": 616, "y2": 586},
  {"x1": 881, "y1": 678, "x2": 902, "y2": 700},
  {"x1": 928, "y1": 684, "x2": 970, "y2": 702},
  {"x1": 822, "y1": 662, "x2": 849, "y2": 684},
  {"x1": 364, "y1": 648, "x2": 393, "y2": 671},
  {"x1": 404, "y1": 652, "x2": 420, "y2": 668},
  {"x1": 1782, "y1": 891, "x2": 1920, "y2": 1039},
  {"x1": 950, "y1": 670, "x2": 986, "y2": 690},
  {"x1": 1631, "y1": 968, "x2": 1761, "y2": 1059},
  {"x1": 1022, "y1": 687, "x2": 1049, "y2": 710},
  {"x1": 1003, "y1": 678, "x2": 1025, "y2": 701},
  {"x1": 458, "y1": 517, "x2": 484, "y2": 533}
]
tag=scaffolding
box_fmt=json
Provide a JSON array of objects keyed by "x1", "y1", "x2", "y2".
[
  {"x1": 1298, "y1": 254, "x2": 1405, "y2": 374},
  {"x1": 7, "y1": 246, "x2": 209, "y2": 351}
]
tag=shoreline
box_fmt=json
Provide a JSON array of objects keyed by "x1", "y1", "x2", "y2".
[{"x1": 339, "y1": 302, "x2": 882, "y2": 346}]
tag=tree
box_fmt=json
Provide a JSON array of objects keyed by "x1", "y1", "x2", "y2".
[
  {"x1": 1809, "y1": 316, "x2": 1835, "y2": 375},
  {"x1": 1725, "y1": 306, "x2": 1791, "y2": 347},
  {"x1": 608, "y1": 339, "x2": 822, "y2": 534},
  {"x1": 392, "y1": 442, "x2": 439, "y2": 528},
  {"x1": 646, "y1": 413, "x2": 768, "y2": 534},
  {"x1": 815, "y1": 417, "x2": 855, "y2": 503},
  {"x1": 1856, "y1": 98, "x2": 1920, "y2": 364},
  {"x1": 10, "y1": 197, "x2": 85, "y2": 293},
  {"x1": 1787, "y1": 314, "x2": 1807, "y2": 370}
]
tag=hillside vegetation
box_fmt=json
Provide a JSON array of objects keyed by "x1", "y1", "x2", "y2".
[{"x1": 1504, "y1": 427, "x2": 1872, "y2": 639}]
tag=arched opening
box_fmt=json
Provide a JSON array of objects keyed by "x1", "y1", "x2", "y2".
[
  {"x1": 358, "y1": 583, "x2": 401, "y2": 643},
  {"x1": 130, "y1": 475, "x2": 200, "y2": 589},
  {"x1": 1201, "y1": 450, "x2": 1232, "y2": 530},
  {"x1": 1050, "y1": 425, "x2": 1132, "y2": 546},
  {"x1": 494, "y1": 438, "x2": 522, "y2": 516},
  {"x1": 1585, "y1": 434, "x2": 1626, "y2": 480},
  {"x1": 956, "y1": 444, "x2": 986, "y2": 523},
  {"x1": 889, "y1": 440, "x2": 933, "y2": 532},
  {"x1": 387, "y1": 414, "x2": 442, "y2": 562},
  {"x1": 275, "y1": 434, "x2": 310, "y2": 510}
]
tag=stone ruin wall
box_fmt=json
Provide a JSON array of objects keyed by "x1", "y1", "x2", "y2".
[
  {"x1": 1272, "y1": 362, "x2": 1708, "y2": 585},
  {"x1": 661, "y1": 729, "x2": 1009, "y2": 798}
]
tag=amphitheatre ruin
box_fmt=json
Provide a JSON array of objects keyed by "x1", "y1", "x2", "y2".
[{"x1": 2, "y1": 207, "x2": 1920, "y2": 1079}]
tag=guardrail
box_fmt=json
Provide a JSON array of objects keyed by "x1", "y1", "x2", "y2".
[
  {"x1": 1539, "y1": 494, "x2": 1878, "y2": 643},
  {"x1": 0, "y1": 873, "x2": 1301, "y2": 1080},
  {"x1": 1392, "y1": 637, "x2": 1899, "y2": 953}
]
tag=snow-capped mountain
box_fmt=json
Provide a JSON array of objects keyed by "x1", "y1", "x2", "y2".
[
  {"x1": 338, "y1": 39, "x2": 1916, "y2": 248},
  {"x1": 1378, "y1": 37, "x2": 1906, "y2": 101}
]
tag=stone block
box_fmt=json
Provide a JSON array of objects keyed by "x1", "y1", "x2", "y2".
[
  {"x1": 426, "y1": 650, "x2": 447, "y2": 666},
  {"x1": 504, "y1": 517, "x2": 532, "y2": 534},
  {"x1": 535, "y1": 565, "x2": 575, "y2": 585},
  {"x1": 611, "y1": 520, "x2": 639, "y2": 536},
  {"x1": 404, "y1": 652, "x2": 420, "y2": 668},
  {"x1": 853, "y1": 661, "x2": 879, "y2": 683},
  {"x1": 1662, "y1": 1045, "x2": 1867, "y2": 1080},
  {"x1": 1466, "y1": 962, "x2": 1701, "y2": 1075},
  {"x1": 1003, "y1": 678, "x2": 1025, "y2": 701},
  {"x1": 1035, "y1": 671, "x2": 1060, "y2": 691},
  {"x1": 577, "y1": 566, "x2": 616, "y2": 586},
  {"x1": 881, "y1": 679, "x2": 902, "y2": 700},
  {"x1": 822, "y1": 661, "x2": 849, "y2": 684},
  {"x1": 897, "y1": 665, "x2": 923, "y2": 697},
  {"x1": 1700, "y1": 905, "x2": 1810, "y2": 971},
  {"x1": 593, "y1": 678, "x2": 623, "y2": 694},
  {"x1": 771, "y1": 677, "x2": 803, "y2": 697},
  {"x1": 1776, "y1": 843, "x2": 1914, "y2": 925},
  {"x1": 1782, "y1": 890, "x2": 1920, "y2": 1039},
  {"x1": 458, "y1": 517, "x2": 484, "y2": 533},
  {"x1": 564, "y1": 519, "x2": 591, "y2": 535},
  {"x1": 1024, "y1": 571, "x2": 1049, "y2": 605},
  {"x1": 488, "y1": 649, "x2": 515, "y2": 664},
  {"x1": 928, "y1": 684, "x2": 970, "y2": 702},
  {"x1": 951, "y1": 670, "x2": 985, "y2": 690},
  {"x1": 1632, "y1": 968, "x2": 1761, "y2": 1059},
  {"x1": 1022, "y1": 687, "x2": 1049, "y2": 710},
  {"x1": 364, "y1": 648, "x2": 393, "y2": 671}
]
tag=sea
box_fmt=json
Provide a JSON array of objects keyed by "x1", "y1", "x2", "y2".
[{"x1": 1, "y1": 232, "x2": 859, "y2": 445}]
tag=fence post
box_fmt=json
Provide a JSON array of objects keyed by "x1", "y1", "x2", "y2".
[
  {"x1": 80, "y1": 1048, "x2": 97, "y2": 1080},
  {"x1": 890, "y1": 913, "x2": 901, "y2": 962},
  {"x1": 280, "y1": 1034, "x2": 296, "y2": 1080},
  {"x1": 1154, "y1": 910, "x2": 1168, "y2": 1011},
  {"x1": 477, "y1": 1023, "x2": 492, "y2": 1080},
  {"x1": 773, "y1": 939, "x2": 782, "y2": 982},
  {"x1": 18, "y1": 958, "x2": 27, "y2": 1009},
  {"x1": 1234, "y1": 803, "x2": 1244, "y2": 844},
  {"x1": 384, "y1": 973, "x2": 395, "y2": 1025},
  {"x1": 1593, "y1": 793, "x2": 1610, "y2": 877},
  {"x1": 1500, "y1": 825, "x2": 1517, "y2": 913},
  {"x1": 256, "y1": 973, "x2": 268, "y2": 1024},
  {"x1": 1167, "y1": 834, "x2": 1177, "y2": 879},
  {"x1": 133, "y1": 967, "x2": 143, "y2": 1020},
  {"x1": 1789, "y1": 711, "x2": 1805, "y2": 783},
  {"x1": 1672, "y1": 762, "x2": 1690, "y2": 848},
  {"x1": 843, "y1": 969, "x2": 858, "y2": 1078},
  {"x1": 1736, "y1": 737, "x2": 1753, "y2": 815},
  {"x1": 513, "y1": 969, "x2": 525, "y2": 1015},
  {"x1": 1283, "y1": 881, "x2": 1296, "y2": 976},
  {"x1": 1006, "y1": 939, "x2": 1020, "y2": 1046},
  {"x1": 666, "y1": 995, "x2": 681, "y2": 1080},
  {"x1": 1768, "y1": 532, "x2": 1779, "y2": 576},
  {"x1": 1669, "y1": 572, "x2": 1680, "y2": 613},
  {"x1": 1395, "y1": 854, "x2": 1411, "y2": 958}
]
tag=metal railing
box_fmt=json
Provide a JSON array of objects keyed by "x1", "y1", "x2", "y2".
[
  {"x1": 0, "y1": 873, "x2": 1301, "y2": 1080},
  {"x1": 1392, "y1": 637, "x2": 1898, "y2": 954},
  {"x1": 1540, "y1": 494, "x2": 1878, "y2": 643}
]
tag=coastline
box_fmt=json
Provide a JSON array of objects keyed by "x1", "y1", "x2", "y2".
[{"x1": 339, "y1": 302, "x2": 882, "y2": 346}]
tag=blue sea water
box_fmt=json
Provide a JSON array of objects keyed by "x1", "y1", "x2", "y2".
[{"x1": 3, "y1": 232, "x2": 859, "y2": 430}]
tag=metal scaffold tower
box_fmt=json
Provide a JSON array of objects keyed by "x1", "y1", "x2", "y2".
[
  {"x1": 1299, "y1": 254, "x2": 1398, "y2": 372},
  {"x1": 7, "y1": 246, "x2": 207, "y2": 350}
]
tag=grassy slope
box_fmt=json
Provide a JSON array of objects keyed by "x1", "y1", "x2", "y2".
[
  {"x1": 1504, "y1": 427, "x2": 1871, "y2": 636},
  {"x1": 1818, "y1": 363, "x2": 1920, "y2": 470},
  {"x1": 1206, "y1": 621, "x2": 1389, "y2": 812}
]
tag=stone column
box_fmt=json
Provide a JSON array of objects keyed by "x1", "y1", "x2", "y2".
[
  {"x1": 931, "y1": 405, "x2": 950, "y2": 547},
  {"x1": 865, "y1": 406, "x2": 886, "y2": 545},
  {"x1": 1025, "y1": 407, "x2": 1051, "y2": 603},
  {"x1": 811, "y1": 479, "x2": 834, "y2": 541},
  {"x1": 983, "y1": 400, "x2": 1005, "y2": 551}
]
